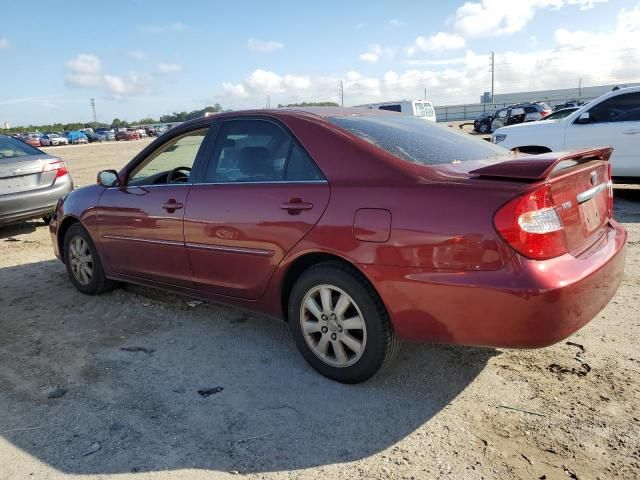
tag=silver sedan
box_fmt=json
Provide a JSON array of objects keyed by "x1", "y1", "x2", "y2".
[{"x1": 0, "y1": 135, "x2": 73, "y2": 225}]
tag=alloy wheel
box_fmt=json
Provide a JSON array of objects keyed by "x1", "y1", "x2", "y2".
[
  {"x1": 299, "y1": 284, "x2": 367, "y2": 368},
  {"x1": 68, "y1": 235, "x2": 93, "y2": 285}
]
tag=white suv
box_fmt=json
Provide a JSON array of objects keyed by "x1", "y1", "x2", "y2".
[{"x1": 492, "y1": 87, "x2": 640, "y2": 179}]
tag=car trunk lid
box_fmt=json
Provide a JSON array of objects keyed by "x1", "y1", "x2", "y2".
[
  {"x1": 469, "y1": 148, "x2": 613, "y2": 257},
  {"x1": 0, "y1": 154, "x2": 62, "y2": 195}
]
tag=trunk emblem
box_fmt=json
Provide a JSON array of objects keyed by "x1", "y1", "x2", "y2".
[{"x1": 590, "y1": 171, "x2": 598, "y2": 186}]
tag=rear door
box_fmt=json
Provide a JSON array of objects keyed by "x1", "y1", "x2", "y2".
[
  {"x1": 565, "y1": 92, "x2": 640, "y2": 177},
  {"x1": 184, "y1": 117, "x2": 330, "y2": 299}
]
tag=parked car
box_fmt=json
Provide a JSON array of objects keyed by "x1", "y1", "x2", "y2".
[
  {"x1": 473, "y1": 112, "x2": 494, "y2": 133},
  {"x1": 492, "y1": 86, "x2": 640, "y2": 179},
  {"x1": 540, "y1": 107, "x2": 579, "y2": 121},
  {"x1": 136, "y1": 128, "x2": 148, "y2": 138},
  {"x1": 358, "y1": 100, "x2": 437, "y2": 121},
  {"x1": 115, "y1": 129, "x2": 140, "y2": 141},
  {"x1": 0, "y1": 134, "x2": 73, "y2": 225},
  {"x1": 23, "y1": 133, "x2": 42, "y2": 147},
  {"x1": 85, "y1": 132, "x2": 107, "y2": 143},
  {"x1": 491, "y1": 102, "x2": 552, "y2": 131},
  {"x1": 65, "y1": 131, "x2": 88, "y2": 144},
  {"x1": 40, "y1": 134, "x2": 69, "y2": 146},
  {"x1": 49, "y1": 108, "x2": 626, "y2": 383},
  {"x1": 95, "y1": 128, "x2": 116, "y2": 141}
]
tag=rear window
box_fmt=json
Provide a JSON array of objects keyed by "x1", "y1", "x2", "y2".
[
  {"x1": 0, "y1": 136, "x2": 42, "y2": 159},
  {"x1": 378, "y1": 104, "x2": 401, "y2": 112},
  {"x1": 424, "y1": 103, "x2": 435, "y2": 117},
  {"x1": 329, "y1": 114, "x2": 506, "y2": 165}
]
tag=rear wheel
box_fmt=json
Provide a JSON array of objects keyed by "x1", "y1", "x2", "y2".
[
  {"x1": 478, "y1": 123, "x2": 489, "y2": 134},
  {"x1": 63, "y1": 223, "x2": 116, "y2": 294},
  {"x1": 288, "y1": 262, "x2": 399, "y2": 383}
]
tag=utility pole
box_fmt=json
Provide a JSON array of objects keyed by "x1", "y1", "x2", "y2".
[
  {"x1": 266, "y1": 95, "x2": 270, "y2": 109},
  {"x1": 490, "y1": 51, "x2": 495, "y2": 104},
  {"x1": 90, "y1": 97, "x2": 97, "y2": 124},
  {"x1": 339, "y1": 81, "x2": 344, "y2": 107},
  {"x1": 578, "y1": 77, "x2": 582, "y2": 99},
  {"x1": 424, "y1": 88, "x2": 427, "y2": 101}
]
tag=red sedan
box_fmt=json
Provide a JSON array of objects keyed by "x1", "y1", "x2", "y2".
[{"x1": 49, "y1": 108, "x2": 627, "y2": 383}]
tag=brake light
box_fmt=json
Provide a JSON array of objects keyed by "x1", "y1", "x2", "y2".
[
  {"x1": 607, "y1": 162, "x2": 613, "y2": 218},
  {"x1": 540, "y1": 110, "x2": 551, "y2": 117},
  {"x1": 42, "y1": 160, "x2": 69, "y2": 178},
  {"x1": 494, "y1": 185, "x2": 567, "y2": 260}
]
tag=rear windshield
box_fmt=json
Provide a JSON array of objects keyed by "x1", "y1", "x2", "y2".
[
  {"x1": 329, "y1": 114, "x2": 506, "y2": 165},
  {"x1": 0, "y1": 136, "x2": 42, "y2": 159}
]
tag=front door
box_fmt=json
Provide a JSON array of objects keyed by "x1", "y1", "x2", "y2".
[
  {"x1": 184, "y1": 118, "x2": 330, "y2": 299},
  {"x1": 98, "y1": 128, "x2": 210, "y2": 286},
  {"x1": 565, "y1": 91, "x2": 640, "y2": 177}
]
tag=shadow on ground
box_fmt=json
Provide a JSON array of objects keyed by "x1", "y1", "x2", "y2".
[
  {"x1": 0, "y1": 219, "x2": 43, "y2": 239},
  {"x1": 614, "y1": 186, "x2": 640, "y2": 224},
  {"x1": 0, "y1": 259, "x2": 495, "y2": 475}
]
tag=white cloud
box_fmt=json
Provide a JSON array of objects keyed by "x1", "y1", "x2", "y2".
[
  {"x1": 388, "y1": 18, "x2": 404, "y2": 27},
  {"x1": 406, "y1": 32, "x2": 466, "y2": 55},
  {"x1": 247, "y1": 38, "x2": 284, "y2": 53},
  {"x1": 64, "y1": 53, "x2": 153, "y2": 98},
  {"x1": 65, "y1": 54, "x2": 104, "y2": 88},
  {"x1": 0, "y1": 38, "x2": 8, "y2": 49},
  {"x1": 222, "y1": 82, "x2": 249, "y2": 98},
  {"x1": 140, "y1": 22, "x2": 187, "y2": 34},
  {"x1": 359, "y1": 44, "x2": 395, "y2": 63},
  {"x1": 452, "y1": 0, "x2": 610, "y2": 38},
  {"x1": 129, "y1": 50, "x2": 146, "y2": 60},
  {"x1": 157, "y1": 63, "x2": 182, "y2": 74}
]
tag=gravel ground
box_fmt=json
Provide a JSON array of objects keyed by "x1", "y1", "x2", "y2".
[{"x1": 0, "y1": 139, "x2": 638, "y2": 480}]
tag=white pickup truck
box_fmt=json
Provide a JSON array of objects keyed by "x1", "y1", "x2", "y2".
[{"x1": 492, "y1": 86, "x2": 640, "y2": 180}]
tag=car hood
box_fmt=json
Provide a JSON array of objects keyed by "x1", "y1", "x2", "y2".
[{"x1": 494, "y1": 120, "x2": 561, "y2": 134}]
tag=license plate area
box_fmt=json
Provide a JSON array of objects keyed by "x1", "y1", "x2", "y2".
[{"x1": 579, "y1": 198, "x2": 601, "y2": 233}]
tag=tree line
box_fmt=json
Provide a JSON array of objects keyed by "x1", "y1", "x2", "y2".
[{"x1": 4, "y1": 102, "x2": 341, "y2": 134}]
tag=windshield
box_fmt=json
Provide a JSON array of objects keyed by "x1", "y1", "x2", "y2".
[
  {"x1": 329, "y1": 114, "x2": 507, "y2": 165},
  {"x1": 0, "y1": 136, "x2": 43, "y2": 159}
]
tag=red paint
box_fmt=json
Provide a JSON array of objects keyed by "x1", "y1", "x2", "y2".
[{"x1": 50, "y1": 108, "x2": 627, "y2": 349}]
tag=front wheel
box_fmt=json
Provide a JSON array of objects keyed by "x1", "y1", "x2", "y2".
[
  {"x1": 288, "y1": 262, "x2": 399, "y2": 383},
  {"x1": 478, "y1": 123, "x2": 489, "y2": 134},
  {"x1": 63, "y1": 223, "x2": 116, "y2": 294}
]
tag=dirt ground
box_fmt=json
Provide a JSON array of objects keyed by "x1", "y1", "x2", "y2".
[{"x1": 0, "y1": 139, "x2": 638, "y2": 480}]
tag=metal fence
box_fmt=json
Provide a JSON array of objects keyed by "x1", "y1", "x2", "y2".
[{"x1": 435, "y1": 95, "x2": 601, "y2": 122}]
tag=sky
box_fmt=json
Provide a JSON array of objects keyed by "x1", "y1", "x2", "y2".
[{"x1": 0, "y1": 0, "x2": 639, "y2": 126}]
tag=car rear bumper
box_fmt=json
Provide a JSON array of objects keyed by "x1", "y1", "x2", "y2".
[
  {"x1": 360, "y1": 220, "x2": 627, "y2": 348},
  {"x1": 0, "y1": 175, "x2": 73, "y2": 225}
]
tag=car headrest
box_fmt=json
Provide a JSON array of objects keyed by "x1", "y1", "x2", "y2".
[{"x1": 238, "y1": 147, "x2": 273, "y2": 177}]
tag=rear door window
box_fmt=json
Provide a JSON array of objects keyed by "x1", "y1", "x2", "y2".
[
  {"x1": 414, "y1": 103, "x2": 426, "y2": 117},
  {"x1": 205, "y1": 119, "x2": 325, "y2": 183}
]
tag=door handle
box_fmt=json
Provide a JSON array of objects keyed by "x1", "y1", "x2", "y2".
[
  {"x1": 161, "y1": 199, "x2": 184, "y2": 213},
  {"x1": 280, "y1": 198, "x2": 313, "y2": 215}
]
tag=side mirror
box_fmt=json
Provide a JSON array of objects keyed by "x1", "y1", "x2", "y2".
[
  {"x1": 97, "y1": 169, "x2": 119, "y2": 187},
  {"x1": 576, "y1": 112, "x2": 591, "y2": 124}
]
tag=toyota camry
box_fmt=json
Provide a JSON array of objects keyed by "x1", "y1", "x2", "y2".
[{"x1": 49, "y1": 108, "x2": 627, "y2": 383}]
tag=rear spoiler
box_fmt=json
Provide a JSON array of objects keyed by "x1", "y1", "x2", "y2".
[{"x1": 469, "y1": 147, "x2": 612, "y2": 181}]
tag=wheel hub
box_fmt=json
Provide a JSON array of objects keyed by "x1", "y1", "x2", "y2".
[{"x1": 328, "y1": 319, "x2": 339, "y2": 332}]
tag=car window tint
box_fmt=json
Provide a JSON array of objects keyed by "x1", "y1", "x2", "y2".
[
  {"x1": 206, "y1": 120, "x2": 324, "y2": 183},
  {"x1": 329, "y1": 114, "x2": 507, "y2": 166},
  {"x1": 379, "y1": 104, "x2": 401, "y2": 112},
  {"x1": 497, "y1": 110, "x2": 507, "y2": 118},
  {"x1": 285, "y1": 144, "x2": 324, "y2": 181},
  {"x1": 524, "y1": 106, "x2": 537, "y2": 113},
  {"x1": 587, "y1": 92, "x2": 640, "y2": 123},
  {"x1": 128, "y1": 128, "x2": 208, "y2": 185},
  {"x1": 424, "y1": 103, "x2": 435, "y2": 117},
  {"x1": 0, "y1": 135, "x2": 42, "y2": 159}
]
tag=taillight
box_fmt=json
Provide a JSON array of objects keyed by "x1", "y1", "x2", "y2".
[
  {"x1": 607, "y1": 162, "x2": 613, "y2": 218},
  {"x1": 42, "y1": 160, "x2": 69, "y2": 178},
  {"x1": 540, "y1": 110, "x2": 551, "y2": 117},
  {"x1": 494, "y1": 185, "x2": 567, "y2": 260}
]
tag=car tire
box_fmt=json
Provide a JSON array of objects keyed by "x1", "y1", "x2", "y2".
[
  {"x1": 479, "y1": 123, "x2": 489, "y2": 134},
  {"x1": 63, "y1": 223, "x2": 117, "y2": 295},
  {"x1": 288, "y1": 261, "x2": 399, "y2": 383},
  {"x1": 42, "y1": 216, "x2": 52, "y2": 225}
]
